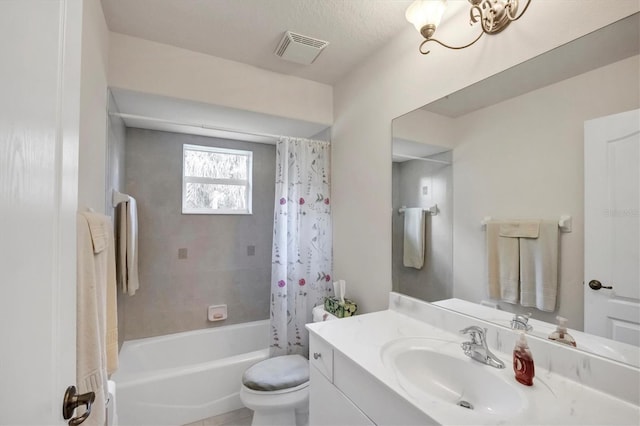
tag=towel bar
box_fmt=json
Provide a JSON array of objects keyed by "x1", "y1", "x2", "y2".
[
  {"x1": 398, "y1": 204, "x2": 438, "y2": 216},
  {"x1": 480, "y1": 215, "x2": 572, "y2": 233},
  {"x1": 112, "y1": 189, "x2": 131, "y2": 207}
]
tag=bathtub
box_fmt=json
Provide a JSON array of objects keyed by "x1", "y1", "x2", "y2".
[{"x1": 112, "y1": 320, "x2": 269, "y2": 425}]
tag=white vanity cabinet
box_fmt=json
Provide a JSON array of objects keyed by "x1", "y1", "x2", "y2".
[
  {"x1": 307, "y1": 294, "x2": 640, "y2": 425},
  {"x1": 308, "y1": 333, "x2": 430, "y2": 426},
  {"x1": 309, "y1": 333, "x2": 374, "y2": 426}
]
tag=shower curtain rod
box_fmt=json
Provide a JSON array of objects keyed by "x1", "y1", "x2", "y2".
[
  {"x1": 109, "y1": 112, "x2": 284, "y2": 141},
  {"x1": 394, "y1": 153, "x2": 451, "y2": 165}
]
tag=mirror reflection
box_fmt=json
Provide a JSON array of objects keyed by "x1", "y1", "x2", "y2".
[
  {"x1": 392, "y1": 142, "x2": 452, "y2": 302},
  {"x1": 391, "y1": 14, "x2": 640, "y2": 367}
]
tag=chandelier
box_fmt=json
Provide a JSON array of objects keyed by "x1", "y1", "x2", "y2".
[{"x1": 406, "y1": 0, "x2": 532, "y2": 55}]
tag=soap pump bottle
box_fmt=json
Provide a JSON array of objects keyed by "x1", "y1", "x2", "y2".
[
  {"x1": 513, "y1": 333, "x2": 535, "y2": 386},
  {"x1": 548, "y1": 316, "x2": 577, "y2": 347}
]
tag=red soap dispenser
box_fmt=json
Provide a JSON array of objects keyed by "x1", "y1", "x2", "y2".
[{"x1": 513, "y1": 333, "x2": 535, "y2": 386}]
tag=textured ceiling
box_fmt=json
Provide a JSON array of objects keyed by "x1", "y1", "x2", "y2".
[{"x1": 101, "y1": 0, "x2": 415, "y2": 85}]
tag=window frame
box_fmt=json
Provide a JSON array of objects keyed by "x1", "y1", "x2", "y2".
[{"x1": 181, "y1": 144, "x2": 253, "y2": 215}]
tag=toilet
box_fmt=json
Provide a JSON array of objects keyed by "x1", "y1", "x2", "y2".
[
  {"x1": 240, "y1": 355, "x2": 310, "y2": 426},
  {"x1": 240, "y1": 306, "x2": 337, "y2": 426}
]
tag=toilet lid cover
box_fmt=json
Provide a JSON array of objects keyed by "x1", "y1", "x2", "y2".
[{"x1": 242, "y1": 354, "x2": 309, "y2": 391}]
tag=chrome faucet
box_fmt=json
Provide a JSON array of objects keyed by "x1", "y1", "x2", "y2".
[
  {"x1": 460, "y1": 326, "x2": 505, "y2": 369},
  {"x1": 510, "y1": 313, "x2": 533, "y2": 331}
]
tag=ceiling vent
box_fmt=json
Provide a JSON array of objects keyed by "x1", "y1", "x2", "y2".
[{"x1": 274, "y1": 31, "x2": 329, "y2": 65}]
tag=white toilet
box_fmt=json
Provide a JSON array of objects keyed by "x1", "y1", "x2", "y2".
[
  {"x1": 240, "y1": 354, "x2": 310, "y2": 426},
  {"x1": 240, "y1": 306, "x2": 337, "y2": 426}
]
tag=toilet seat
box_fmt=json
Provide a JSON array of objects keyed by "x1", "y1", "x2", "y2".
[
  {"x1": 242, "y1": 380, "x2": 309, "y2": 396},
  {"x1": 242, "y1": 354, "x2": 309, "y2": 391},
  {"x1": 239, "y1": 355, "x2": 310, "y2": 426}
]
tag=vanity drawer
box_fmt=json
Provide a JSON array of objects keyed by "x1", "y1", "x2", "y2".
[{"x1": 309, "y1": 333, "x2": 333, "y2": 381}]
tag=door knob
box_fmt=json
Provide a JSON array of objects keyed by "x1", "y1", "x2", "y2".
[
  {"x1": 62, "y1": 386, "x2": 95, "y2": 426},
  {"x1": 588, "y1": 280, "x2": 613, "y2": 290}
]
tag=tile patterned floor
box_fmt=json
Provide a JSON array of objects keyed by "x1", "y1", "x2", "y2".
[{"x1": 182, "y1": 408, "x2": 253, "y2": 426}]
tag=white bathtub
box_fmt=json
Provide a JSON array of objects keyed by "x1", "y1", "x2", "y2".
[{"x1": 112, "y1": 320, "x2": 269, "y2": 425}]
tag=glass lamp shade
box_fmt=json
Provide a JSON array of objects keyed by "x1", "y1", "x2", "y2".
[{"x1": 405, "y1": 0, "x2": 447, "y2": 35}]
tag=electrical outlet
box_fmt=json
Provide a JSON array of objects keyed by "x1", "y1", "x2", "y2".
[
  {"x1": 422, "y1": 185, "x2": 429, "y2": 195},
  {"x1": 247, "y1": 245, "x2": 255, "y2": 256},
  {"x1": 178, "y1": 248, "x2": 188, "y2": 259}
]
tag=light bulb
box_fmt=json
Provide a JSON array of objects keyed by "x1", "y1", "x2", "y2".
[{"x1": 405, "y1": 0, "x2": 448, "y2": 38}]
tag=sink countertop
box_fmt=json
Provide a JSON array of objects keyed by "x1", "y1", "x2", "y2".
[{"x1": 307, "y1": 309, "x2": 640, "y2": 425}]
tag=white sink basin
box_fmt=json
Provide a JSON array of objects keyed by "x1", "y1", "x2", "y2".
[{"x1": 381, "y1": 337, "x2": 528, "y2": 417}]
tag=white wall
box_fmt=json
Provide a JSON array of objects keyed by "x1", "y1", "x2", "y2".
[
  {"x1": 331, "y1": 1, "x2": 640, "y2": 314},
  {"x1": 108, "y1": 33, "x2": 333, "y2": 126},
  {"x1": 453, "y1": 55, "x2": 639, "y2": 329},
  {"x1": 393, "y1": 109, "x2": 455, "y2": 149},
  {"x1": 78, "y1": 0, "x2": 109, "y2": 212}
]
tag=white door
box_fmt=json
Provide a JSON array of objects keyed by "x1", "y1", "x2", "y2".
[
  {"x1": 584, "y1": 109, "x2": 640, "y2": 346},
  {"x1": 0, "y1": 0, "x2": 82, "y2": 424}
]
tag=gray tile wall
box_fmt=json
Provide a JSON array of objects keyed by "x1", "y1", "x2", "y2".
[
  {"x1": 392, "y1": 152, "x2": 453, "y2": 302},
  {"x1": 122, "y1": 128, "x2": 275, "y2": 340}
]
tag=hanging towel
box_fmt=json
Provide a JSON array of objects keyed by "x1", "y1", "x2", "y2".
[
  {"x1": 519, "y1": 220, "x2": 559, "y2": 312},
  {"x1": 82, "y1": 212, "x2": 119, "y2": 375},
  {"x1": 403, "y1": 208, "x2": 425, "y2": 269},
  {"x1": 105, "y1": 242, "x2": 118, "y2": 376},
  {"x1": 77, "y1": 212, "x2": 118, "y2": 426},
  {"x1": 499, "y1": 220, "x2": 540, "y2": 238},
  {"x1": 486, "y1": 221, "x2": 519, "y2": 303},
  {"x1": 117, "y1": 197, "x2": 140, "y2": 296}
]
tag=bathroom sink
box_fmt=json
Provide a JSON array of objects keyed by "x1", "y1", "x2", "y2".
[{"x1": 381, "y1": 338, "x2": 527, "y2": 417}]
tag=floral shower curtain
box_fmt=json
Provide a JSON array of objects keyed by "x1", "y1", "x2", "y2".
[{"x1": 270, "y1": 136, "x2": 332, "y2": 357}]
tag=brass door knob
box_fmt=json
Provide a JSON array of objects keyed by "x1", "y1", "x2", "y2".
[
  {"x1": 588, "y1": 280, "x2": 613, "y2": 290},
  {"x1": 62, "y1": 386, "x2": 95, "y2": 426}
]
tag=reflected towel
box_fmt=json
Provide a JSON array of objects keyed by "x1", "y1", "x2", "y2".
[
  {"x1": 486, "y1": 221, "x2": 519, "y2": 303},
  {"x1": 499, "y1": 220, "x2": 540, "y2": 238},
  {"x1": 520, "y1": 220, "x2": 559, "y2": 312},
  {"x1": 403, "y1": 208, "x2": 425, "y2": 269},
  {"x1": 117, "y1": 197, "x2": 140, "y2": 296}
]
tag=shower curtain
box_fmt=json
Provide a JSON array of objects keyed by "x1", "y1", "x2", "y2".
[{"x1": 270, "y1": 136, "x2": 332, "y2": 357}]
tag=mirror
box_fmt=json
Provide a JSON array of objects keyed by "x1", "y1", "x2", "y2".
[{"x1": 392, "y1": 14, "x2": 640, "y2": 367}]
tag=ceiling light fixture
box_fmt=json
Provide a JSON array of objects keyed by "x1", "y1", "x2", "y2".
[{"x1": 406, "y1": 0, "x2": 532, "y2": 55}]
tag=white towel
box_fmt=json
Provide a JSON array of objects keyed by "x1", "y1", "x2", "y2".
[
  {"x1": 520, "y1": 220, "x2": 559, "y2": 312},
  {"x1": 403, "y1": 208, "x2": 425, "y2": 269},
  {"x1": 486, "y1": 221, "x2": 520, "y2": 303},
  {"x1": 499, "y1": 220, "x2": 540, "y2": 238},
  {"x1": 117, "y1": 197, "x2": 140, "y2": 296},
  {"x1": 83, "y1": 213, "x2": 119, "y2": 375},
  {"x1": 77, "y1": 212, "x2": 118, "y2": 426}
]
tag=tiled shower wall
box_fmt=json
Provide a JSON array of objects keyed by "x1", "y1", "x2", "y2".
[{"x1": 121, "y1": 128, "x2": 275, "y2": 340}]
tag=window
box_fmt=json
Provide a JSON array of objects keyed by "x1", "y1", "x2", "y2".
[{"x1": 182, "y1": 144, "x2": 252, "y2": 214}]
